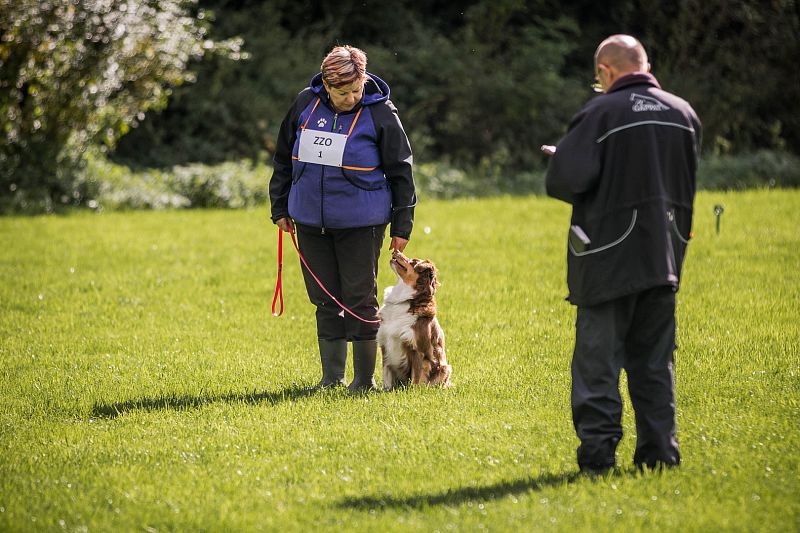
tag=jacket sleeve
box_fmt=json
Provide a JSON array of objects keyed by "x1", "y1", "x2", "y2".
[
  {"x1": 372, "y1": 99, "x2": 415, "y2": 239},
  {"x1": 270, "y1": 89, "x2": 315, "y2": 223},
  {"x1": 545, "y1": 104, "x2": 604, "y2": 205}
]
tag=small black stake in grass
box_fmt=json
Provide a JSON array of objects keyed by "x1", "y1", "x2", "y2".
[{"x1": 714, "y1": 204, "x2": 725, "y2": 235}]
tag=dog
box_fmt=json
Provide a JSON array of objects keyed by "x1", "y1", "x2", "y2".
[{"x1": 377, "y1": 250, "x2": 452, "y2": 391}]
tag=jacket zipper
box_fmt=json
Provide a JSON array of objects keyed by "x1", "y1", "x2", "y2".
[
  {"x1": 320, "y1": 165, "x2": 325, "y2": 234},
  {"x1": 319, "y1": 112, "x2": 338, "y2": 234}
]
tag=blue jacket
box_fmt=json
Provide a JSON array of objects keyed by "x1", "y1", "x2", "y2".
[{"x1": 270, "y1": 73, "x2": 415, "y2": 237}]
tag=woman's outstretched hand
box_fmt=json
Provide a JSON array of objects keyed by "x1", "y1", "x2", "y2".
[{"x1": 390, "y1": 236, "x2": 408, "y2": 253}]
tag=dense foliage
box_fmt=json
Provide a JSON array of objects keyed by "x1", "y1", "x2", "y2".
[
  {"x1": 617, "y1": 0, "x2": 800, "y2": 155},
  {"x1": 82, "y1": 150, "x2": 269, "y2": 210},
  {"x1": 0, "y1": 0, "x2": 242, "y2": 211},
  {"x1": 2, "y1": 0, "x2": 798, "y2": 212},
  {"x1": 113, "y1": 0, "x2": 799, "y2": 169},
  {"x1": 71, "y1": 150, "x2": 799, "y2": 212}
]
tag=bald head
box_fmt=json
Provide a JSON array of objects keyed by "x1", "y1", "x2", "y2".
[{"x1": 595, "y1": 35, "x2": 648, "y2": 74}]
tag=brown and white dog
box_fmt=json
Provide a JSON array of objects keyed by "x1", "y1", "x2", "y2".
[{"x1": 377, "y1": 250, "x2": 452, "y2": 391}]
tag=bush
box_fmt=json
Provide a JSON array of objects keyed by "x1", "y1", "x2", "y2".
[
  {"x1": 83, "y1": 153, "x2": 269, "y2": 211},
  {"x1": 0, "y1": 1, "x2": 245, "y2": 213},
  {"x1": 415, "y1": 158, "x2": 546, "y2": 200},
  {"x1": 697, "y1": 150, "x2": 800, "y2": 190},
  {"x1": 417, "y1": 150, "x2": 800, "y2": 199},
  {"x1": 43, "y1": 149, "x2": 800, "y2": 214}
]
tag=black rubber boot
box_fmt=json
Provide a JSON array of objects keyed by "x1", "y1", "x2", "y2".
[
  {"x1": 348, "y1": 340, "x2": 378, "y2": 392},
  {"x1": 315, "y1": 338, "x2": 347, "y2": 389}
]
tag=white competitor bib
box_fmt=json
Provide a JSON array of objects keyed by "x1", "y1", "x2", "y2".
[{"x1": 298, "y1": 129, "x2": 347, "y2": 167}]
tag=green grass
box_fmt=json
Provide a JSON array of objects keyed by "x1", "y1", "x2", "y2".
[{"x1": 1, "y1": 189, "x2": 798, "y2": 532}]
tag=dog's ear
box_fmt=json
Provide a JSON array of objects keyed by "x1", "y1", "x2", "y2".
[
  {"x1": 428, "y1": 269, "x2": 438, "y2": 295},
  {"x1": 420, "y1": 263, "x2": 439, "y2": 295},
  {"x1": 428, "y1": 263, "x2": 440, "y2": 294}
]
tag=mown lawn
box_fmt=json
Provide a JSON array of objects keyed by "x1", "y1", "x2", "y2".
[{"x1": 1, "y1": 189, "x2": 798, "y2": 532}]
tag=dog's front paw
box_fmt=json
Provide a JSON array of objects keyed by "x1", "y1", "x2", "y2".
[
  {"x1": 441, "y1": 364, "x2": 453, "y2": 386},
  {"x1": 430, "y1": 364, "x2": 452, "y2": 387}
]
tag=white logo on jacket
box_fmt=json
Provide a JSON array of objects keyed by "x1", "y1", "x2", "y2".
[
  {"x1": 317, "y1": 118, "x2": 327, "y2": 128},
  {"x1": 630, "y1": 93, "x2": 670, "y2": 112}
]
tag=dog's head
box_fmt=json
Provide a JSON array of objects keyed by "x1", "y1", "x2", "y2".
[{"x1": 390, "y1": 250, "x2": 440, "y2": 298}]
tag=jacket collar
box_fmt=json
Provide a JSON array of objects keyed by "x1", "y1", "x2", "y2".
[
  {"x1": 608, "y1": 72, "x2": 661, "y2": 93},
  {"x1": 309, "y1": 71, "x2": 390, "y2": 112}
]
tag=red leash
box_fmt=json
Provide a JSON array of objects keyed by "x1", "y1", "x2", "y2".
[
  {"x1": 271, "y1": 228, "x2": 381, "y2": 324},
  {"x1": 271, "y1": 228, "x2": 285, "y2": 316}
]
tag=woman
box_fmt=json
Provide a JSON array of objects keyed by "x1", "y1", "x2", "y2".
[{"x1": 269, "y1": 45, "x2": 416, "y2": 391}]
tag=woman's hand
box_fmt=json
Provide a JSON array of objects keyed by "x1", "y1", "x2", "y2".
[
  {"x1": 389, "y1": 236, "x2": 408, "y2": 252},
  {"x1": 276, "y1": 217, "x2": 295, "y2": 233}
]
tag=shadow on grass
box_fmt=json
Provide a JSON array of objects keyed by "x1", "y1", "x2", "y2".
[
  {"x1": 338, "y1": 468, "x2": 643, "y2": 510},
  {"x1": 90, "y1": 383, "x2": 326, "y2": 419}
]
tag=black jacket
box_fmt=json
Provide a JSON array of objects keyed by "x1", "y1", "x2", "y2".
[
  {"x1": 546, "y1": 73, "x2": 701, "y2": 306},
  {"x1": 270, "y1": 74, "x2": 415, "y2": 239}
]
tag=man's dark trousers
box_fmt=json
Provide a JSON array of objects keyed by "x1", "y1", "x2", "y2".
[
  {"x1": 571, "y1": 285, "x2": 681, "y2": 469},
  {"x1": 295, "y1": 223, "x2": 386, "y2": 341}
]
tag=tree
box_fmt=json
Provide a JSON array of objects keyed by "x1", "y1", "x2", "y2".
[
  {"x1": 112, "y1": 0, "x2": 330, "y2": 167},
  {"x1": 111, "y1": 0, "x2": 799, "y2": 188},
  {"x1": 0, "y1": 0, "x2": 241, "y2": 212},
  {"x1": 614, "y1": 0, "x2": 800, "y2": 154},
  {"x1": 114, "y1": 0, "x2": 587, "y2": 176},
  {"x1": 380, "y1": 1, "x2": 585, "y2": 172}
]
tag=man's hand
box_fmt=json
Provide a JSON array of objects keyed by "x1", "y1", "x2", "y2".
[
  {"x1": 540, "y1": 144, "x2": 557, "y2": 156},
  {"x1": 275, "y1": 217, "x2": 295, "y2": 233},
  {"x1": 389, "y1": 236, "x2": 408, "y2": 253}
]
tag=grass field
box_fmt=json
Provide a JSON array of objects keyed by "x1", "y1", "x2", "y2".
[{"x1": 1, "y1": 189, "x2": 798, "y2": 532}]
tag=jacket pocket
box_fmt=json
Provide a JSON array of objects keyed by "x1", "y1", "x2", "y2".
[
  {"x1": 341, "y1": 168, "x2": 387, "y2": 191},
  {"x1": 668, "y1": 209, "x2": 690, "y2": 244},
  {"x1": 569, "y1": 209, "x2": 638, "y2": 257}
]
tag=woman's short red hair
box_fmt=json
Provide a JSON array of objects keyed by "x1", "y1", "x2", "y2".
[{"x1": 321, "y1": 46, "x2": 367, "y2": 88}]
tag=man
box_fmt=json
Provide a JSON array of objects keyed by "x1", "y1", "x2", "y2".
[{"x1": 542, "y1": 35, "x2": 701, "y2": 472}]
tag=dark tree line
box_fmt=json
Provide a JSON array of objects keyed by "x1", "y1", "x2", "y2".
[
  {"x1": 2, "y1": 0, "x2": 798, "y2": 211},
  {"x1": 113, "y1": 0, "x2": 799, "y2": 170}
]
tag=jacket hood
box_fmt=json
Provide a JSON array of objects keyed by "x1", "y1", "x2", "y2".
[{"x1": 310, "y1": 71, "x2": 390, "y2": 107}]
